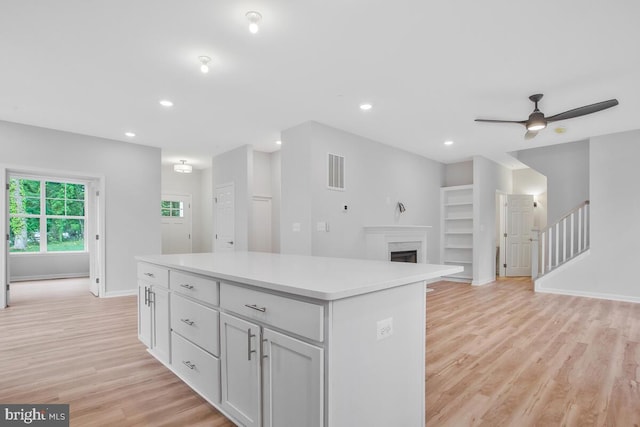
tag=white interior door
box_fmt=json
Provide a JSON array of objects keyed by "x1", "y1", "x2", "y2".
[
  {"x1": 249, "y1": 196, "x2": 272, "y2": 252},
  {"x1": 161, "y1": 194, "x2": 192, "y2": 254},
  {"x1": 215, "y1": 183, "x2": 235, "y2": 252},
  {"x1": 506, "y1": 194, "x2": 534, "y2": 276}
]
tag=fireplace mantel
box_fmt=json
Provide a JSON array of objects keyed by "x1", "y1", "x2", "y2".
[{"x1": 363, "y1": 225, "x2": 431, "y2": 264}]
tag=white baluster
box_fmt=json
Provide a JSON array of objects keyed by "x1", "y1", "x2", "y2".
[
  {"x1": 555, "y1": 222, "x2": 560, "y2": 267},
  {"x1": 540, "y1": 231, "x2": 546, "y2": 275},
  {"x1": 570, "y1": 213, "x2": 575, "y2": 258}
]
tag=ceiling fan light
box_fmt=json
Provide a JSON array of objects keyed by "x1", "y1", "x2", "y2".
[{"x1": 527, "y1": 122, "x2": 546, "y2": 131}]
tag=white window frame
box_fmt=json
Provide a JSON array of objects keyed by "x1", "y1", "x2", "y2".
[{"x1": 8, "y1": 174, "x2": 89, "y2": 254}]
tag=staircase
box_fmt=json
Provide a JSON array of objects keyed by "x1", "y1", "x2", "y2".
[{"x1": 532, "y1": 201, "x2": 590, "y2": 279}]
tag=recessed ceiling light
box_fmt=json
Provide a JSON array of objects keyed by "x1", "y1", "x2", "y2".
[
  {"x1": 246, "y1": 11, "x2": 262, "y2": 34},
  {"x1": 444, "y1": 140, "x2": 454, "y2": 146},
  {"x1": 199, "y1": 56, "x2": 211, "y2": 74},
  {"x1": 359, "y1": 103, "x2": 373, "y2": 111},
  {"x1": 159, "y1": 99, "x2": 174, "y2": 107},
  {"x1": 275, "y1": 140, "x2": 282, "y2": 145},
  {"x1": 125, "y1": 132, "x2": 136, "y2": 138},
  {"x1": 554, "y1": 126, "x2": 567, "y2": 134}
]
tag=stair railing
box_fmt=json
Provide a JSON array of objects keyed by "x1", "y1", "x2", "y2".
[{"x1": 532, "y1": 200, "x2": 590, "y2": 279}]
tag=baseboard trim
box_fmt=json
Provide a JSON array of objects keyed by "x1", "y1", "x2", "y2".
[
  {"x1": 472, "y1": 277, "x2": 494, "y2": 286},
  {"x1": 104, "y1": 289, "x2": 137, "y2": 298},
  {"x1": 534, "y1": 286, "x2": 640, "y2": 304}
]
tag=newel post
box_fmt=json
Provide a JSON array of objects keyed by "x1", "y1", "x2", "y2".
[{"x1": 531, "y1": 229, "x2": 539, "y2": 279}]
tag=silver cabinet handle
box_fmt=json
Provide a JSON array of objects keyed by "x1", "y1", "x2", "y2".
[
  {"x1": 244, "y1": 304, "x2": 266, "y2": 313},
  {"x1": 228, "y1": 241, "x2": 234, "y2": 245},
  {"x1": 182, "y1": 361, "x2": 196, "y2": 370},
  {"x1": 262, "y1": 338, "x2": 268, "y2": 359},
  {"x1": 144, "y1": 286, "x2": 149, "y2": 305},
  {"x1": 180, "y1": 318, "x2": 194, "y2": 326},
  {"x1": 144, "y1": 272, "x2": 155, "y2": 278},
  {"x1": 247, "y1": 329, "x2": 256, "y2": 361},
  {"x1": 180, "y1": 283, "x2": 194, "y2": 290}
]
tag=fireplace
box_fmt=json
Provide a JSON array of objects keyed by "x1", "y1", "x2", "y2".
[{"x1": 390, "y1": 250, "x2": 418, "y2": 263}]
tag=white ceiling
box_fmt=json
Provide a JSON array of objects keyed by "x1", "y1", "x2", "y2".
[{"x1": 2, "y1": 1, "x2": 639, "y2": 170}]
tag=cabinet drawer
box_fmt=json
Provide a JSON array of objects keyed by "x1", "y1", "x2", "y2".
[
  {"x1": 172, "y1": 293, "x2": 219, "y2": 356},
  {"x1": 171, "y1": 332, "x2": 221, "y2": 404},
  {"x1": 137, "y1": 263, "x2": 169, "y2": 287},
  {"x1": 220, "y1": 283, "x2": 324, "y2": 342},
  {"x1": 170, "y1": 270, "x2": 219, "y2": 306}
]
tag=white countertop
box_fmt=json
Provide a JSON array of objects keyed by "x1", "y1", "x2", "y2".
[{"x1": 136, "y1": 252, "x2": 462, "y2": 301}]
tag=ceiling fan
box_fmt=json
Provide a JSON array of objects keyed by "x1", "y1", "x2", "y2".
[{"x1": 475, "y1": 94, "x2": 619, "y2": 140}]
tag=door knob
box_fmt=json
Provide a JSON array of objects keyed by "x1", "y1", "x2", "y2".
[{"x1": 227, "y1": 241, "x2": 234, "y2": 245}]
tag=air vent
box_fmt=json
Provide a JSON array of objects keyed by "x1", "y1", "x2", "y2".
[{"x1": 327, "y1": 153, "x2": 345, "y2": 191}]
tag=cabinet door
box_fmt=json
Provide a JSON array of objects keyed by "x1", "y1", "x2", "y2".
[
  {"x1": 138, "y1": 282, "x2": 151, "y2": 347},
  {"x1": 262, "y1": 328, "x2": 323, "y2": 427},
  {"x1": 151, "y1": 285, "x2": 170, "y2": 364},
  {"x1": 220, "y1": 313, "x2": 261, "y2": 427}
]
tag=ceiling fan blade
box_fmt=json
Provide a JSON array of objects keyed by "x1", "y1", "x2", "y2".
[
  {"x1": 546, "y1": 99, "x2": 619, "y2": 122},
  {"x1": 475, "y1": 119, "x2": 526, "y2": 125},
  {"x1": 524, "y1": 130, "x2": 538, "y2": 140}
]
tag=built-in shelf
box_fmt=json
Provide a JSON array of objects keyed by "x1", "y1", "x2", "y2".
[{"x1": 441, "y1": 185, "x2": 474, "y2": 283}]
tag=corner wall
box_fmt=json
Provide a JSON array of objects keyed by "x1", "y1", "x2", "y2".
[
  {"x1": 535, "y1": 129, "x2": 640, "y2": 302},
  {"x1": 473, "y1": 156, "x2": 512, "y2": 285}
]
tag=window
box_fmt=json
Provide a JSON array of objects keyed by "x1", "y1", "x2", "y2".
[
  {"x1": 9, "y1": 177, "x2": 87, "y2": 253},
  {"x1": 161, "y1": 200, "x2": 184, "y2": 217}
]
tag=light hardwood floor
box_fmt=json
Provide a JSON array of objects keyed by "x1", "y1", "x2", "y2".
[
  {"x1": 2, "y1": 278, "x2": 639, "y2": 426},
  {"x1": 426, "y1": 278, "x2": 640, "y2": 426}
]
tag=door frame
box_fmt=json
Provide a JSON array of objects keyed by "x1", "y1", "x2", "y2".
[
  {"x1": 496, "y1": 191, "x2": 507, "y2": 278},
  {"x1": 0, "y1": 165, "x2": 106, "y2": 308},
  {"x1": 214, "y1": 182, "x2": 235, "y2": 252}
]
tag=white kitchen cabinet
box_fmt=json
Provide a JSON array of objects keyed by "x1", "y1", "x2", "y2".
[
  {"x1": 137, "y1": 263, "x2": 170, "y2": 364},
  {"x1": 220, "y1": 312, "x2": 261, "y2": 427},
  {"x1": 262, "y1": 328, "x2": 323, "y2": 427}
]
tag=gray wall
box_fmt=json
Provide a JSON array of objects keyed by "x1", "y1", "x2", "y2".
[
  {"x1": 213, "y1": 145, "x2": 252, "y2": 251},
  {"x1": 445, "y1": 160, "x2": 473, "y2": 186},
  {"x1": 1, "y1": 120, "x2": 161, "y2": 295},
  {"x1": 473, "y1": 156, "x2": 513, "y2": 285},
  {"x1": 281, "y1": 121, "x2": 444, "y2": 262},
  {"x1": 200, "y1": 166, "x2": 214, "y2": 252},
  {"x1": 270, "y1": 151, "x2": 282, "y2": 253},
  {"x1": 513, "y1": 140, "x2": 589, "y2": 225}
]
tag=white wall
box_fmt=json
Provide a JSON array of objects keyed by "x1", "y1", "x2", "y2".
[
  {"x1": 0, "y1": 120, "x2": 161, "y2": 296},
  {"x1": 10, "y1": 253, "x2": 89, "y2": 281},
  {"x1": 473, "y1": 156, "x2": 512, "y2": 285},
  {"x1": 270, "y1": 151, "x2": 281, "y2": 253},
  {"x1": 213, "y1": 145, "x2": 252, "y2": 251},
  {"x1": 512, "y1": 168, "x2": 547, "y2": 229},
  {"x1": 513, "y1": 140, "x2": 589, "y2": 224},
  {"x1": 281, "y1": 121, "x2": 444, "y2": 262},
  {"x1": 536, "y1": 130, "x2": 640, "y2": 302},
  {"x1": 200, "y1": 166, "x2": 214, "y2": 252}
]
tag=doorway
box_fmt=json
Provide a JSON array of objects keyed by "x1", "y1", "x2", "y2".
[
  {"x1": 161, "y1": 193, "x2": 193, "y2": 254},
  {"x1": 1, "y1": 167, "x2": 105, "y2": 309}
]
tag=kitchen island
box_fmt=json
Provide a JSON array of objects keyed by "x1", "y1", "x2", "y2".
[{"x1": 136, "y1": 251, "x2": 462, "y2": 427}]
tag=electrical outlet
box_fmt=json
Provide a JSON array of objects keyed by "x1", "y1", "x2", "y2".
[
  {"x1": 317, "y1": 222, "x2": 326, "y2": 232},
  {"x1": 376, "y1": 317, "x2": 393, "y2": 340},
  {"x1": 292, "y1": 223, "x2": 301, "y2": 232}
]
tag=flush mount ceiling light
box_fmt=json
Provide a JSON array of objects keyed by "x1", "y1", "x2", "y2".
[
  {"x1": 275, "y1": 140, "x2": 282, "y2": 145},
  {"x1": 359, "y1": 103, "x2": 373, "y2": 111},
  {"x1": 246, "y1": 11, "x2": 262, "y2": 34},
  {"x1": 159, "y1": 99, "x2": 174, "y2": 107},
  {"x1": 444, "y1": 140, "x2": 454, "y2": 146},
  {"x1": 199, "y1": 56, "x2": 211, "y2": 73},
  {"x1": 174, "y1": 160, "x2": 193, "y2": 174},
  {"x1": 125, "y1": 132, "x2": 136, "y2": 138}
]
